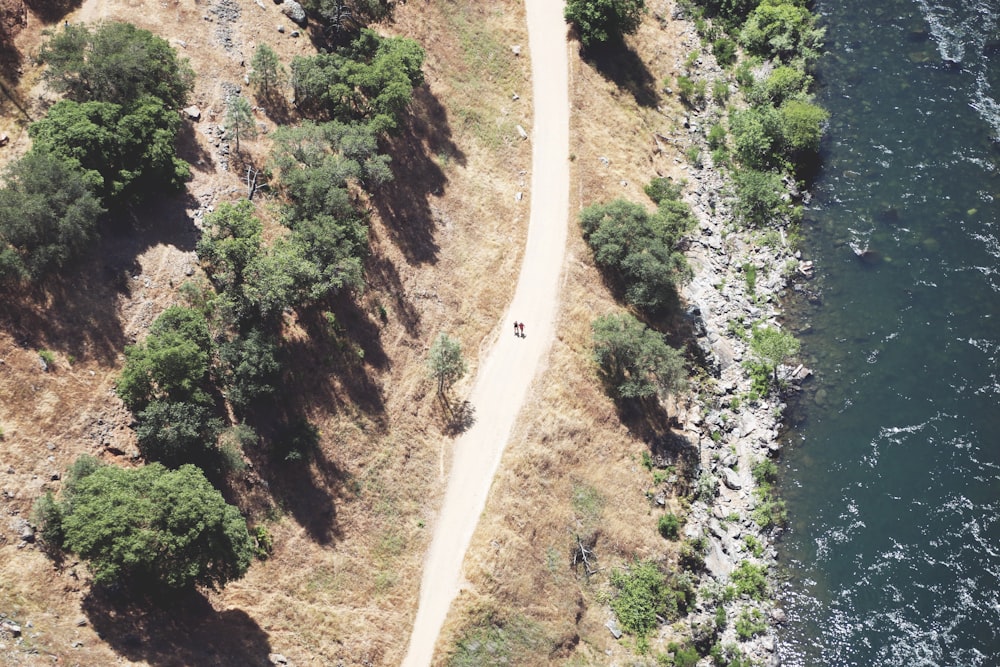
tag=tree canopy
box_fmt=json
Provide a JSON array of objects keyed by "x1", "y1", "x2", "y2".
[
  {"x1": 579, "y1": 197, "x2": 693, "y2": 313},
  {"x1": 115, "y1": 306, "x2": 213, "y2": 411},
  {"x1": 49, "y1": 459, "x2": 254, "y2": 589},
  {"x1": 28, "y1": 96, "x2": 190, "y2": 204},
  {"x1": 40, "y1": 21, "x2": 194, "y2": 108},
  {"x1": 290, "y1": 29, "x2": 425, "y2": 132},
  {"x1": 564, "y1": 0, "x2": 645, "y2": 46},
  {"x1": 0, "y1": 150, "x2": 104, "y2": 284},
  {"x1": 747, "y1": 323, "x2": 800, "y2": 385},
  {"x1": 591, "y1": 312, "x2": 686, "y2": 401},
  {"x1": 427, "y1": 333, "x2": 467, "y2": 395}
]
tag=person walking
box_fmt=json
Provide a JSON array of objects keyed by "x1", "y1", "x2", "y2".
[
  {"x1": 519, "y1": 322, "x2": 524, "y2": 337},
  {"x1": 514, "y1": 321, "x2": 519, "y2": 336}
]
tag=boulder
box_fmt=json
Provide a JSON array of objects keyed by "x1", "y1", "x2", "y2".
[
  {"x1": 183, "y1": 106, "x2": 201, "y2": 120},
  {"x1": 721, "y1": 467, "x2": 742, "y2": 490},
  {"x1": 279, "y1": 0, "x2": 306, "y2": 25}
]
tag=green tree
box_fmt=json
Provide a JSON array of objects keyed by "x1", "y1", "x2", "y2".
[
  {"x1": 739, "y1": 0, "x2": 825, "y2": 64},
  {"x1": 303, "y1": 0, "x2": 399, "y2": 43},
  {"x1": 225, "y1": 95, "x2": 257, "y2": 154},
  {"x1": 730, "y1": 167, "x2": 786, "y2": 228},
  {"x1": 115, "y1": 306, "x2": 213, "y2": 411},
  {"x1": 28, "y1": 96, "x2": 189, "y2": 204},
  {"x1": 579, "y1": 198, "x2": 693, "y2": 312},
  {"x1": 778, "y1": 98, "x2": 828, "y2": 159},
  {"x1": 0, "y1": 150, "x2": 104, "y2": 283},
  {"x1": 747, "y1": 323, "x2": 799, "y2": 385},
  {"x1": 216, "y1": 328, "x2": 281, "y2": 412},
  {"x1": 56, "y1": 460, "x2": 254, "y2": 589},
  {"x1": 591, "y1": 312, "x2": 686, "y2": 401},
  {"x1": 249, "y1": 44, "x2": 285, "y2": 100},
  {"x1": 135, "y1": 400, "x2": 222, "y2": 467},
  {"x1": 40, "y1": 21, "x2": 194, "y2": 108},
  {"x1": 427, "y1": 333, "x2": 466, "y2": 395},
  {"x1": 729, "y1": 104, "x2": 783, "y2": 171},
  {"x1": 564, "y1": 0, "x2": 646, "y2": 46},
  {"x1": 290, "y1": 29, "x2": 424, "y2": 131}
]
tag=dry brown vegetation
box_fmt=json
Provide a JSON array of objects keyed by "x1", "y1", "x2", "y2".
[{"x1": 0, "y1": 0, "x2": 709, "y2": 665}]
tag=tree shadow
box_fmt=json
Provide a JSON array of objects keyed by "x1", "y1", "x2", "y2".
[
  {"x1": 82, "y1": 586, "x2": 272, "y2": 667},
  {"x1": 23, "y1": 0, "x2": 82, "y2": 23},
  {"x1": 0, "y1": 189, "x2": 200, "y2": 364},
  {"x1": 436, "y1": 394, "x2": 475, "y2": 435},
  {"x1": 581, "y1": 41, "x2": 660, "y2": 109},
  {"x1": 364, "y1": 250, "x2": 422, "y2": 335},
  {"x1": 372, "y1": 84, "x2": 464, "y2": 265},
  {"x1": 175, "y1": 119, "x2": 216, "y2": 175}
]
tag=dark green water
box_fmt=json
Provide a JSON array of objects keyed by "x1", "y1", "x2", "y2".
[{"x1": 776, "y1": 0, "x2": 1000, "y2": 664}]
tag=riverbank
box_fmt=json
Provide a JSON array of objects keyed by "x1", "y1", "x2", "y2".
[{"x1": 674, "y1": 87, "x2": 812, "y2": 665}]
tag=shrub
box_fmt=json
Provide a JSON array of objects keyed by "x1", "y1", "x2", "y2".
[
  {"x1": 735, "y1": 607, "x2": 767, "y2": 639},
  {"x1": 707, "y1": 123, "x2": 727, "y2": 151},
  {"x1": 731, "y1": 167, "x2": 786, "y2": 228},
  {"x1": 730, "y1": 560, "x2": 768, "y2": 600},
  {"x1": 712, "y1": 37, "x2": 737, "y2": 66},
  {"x1": 609, "y1": 559, "x2": 671, "y2": 639},
  {"x1": 668, "y1": 641, "x2": 701, "y2": 667},
  {"x1": 644, "y1": 176, "x2": 684, "y2": 204},
  {"x1": 658, "y1": 512, "x2": 682, "y2": 540}
]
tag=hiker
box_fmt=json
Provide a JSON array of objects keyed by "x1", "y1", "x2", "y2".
[
  {"x1": 519, "y1": 322, "x2": 524, "y2": 336},
  {"x1": 514, "y1": 321, "x2": 519, "y2": 336}
]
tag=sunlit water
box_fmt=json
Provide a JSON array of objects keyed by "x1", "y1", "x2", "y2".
[{"x1": 776, "y1": 0, "x2": 1000, "y2": 664}]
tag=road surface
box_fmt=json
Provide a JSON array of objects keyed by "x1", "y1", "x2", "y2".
[{"x1": 399, "y1": 0, "x2": 571, "y2": 664}]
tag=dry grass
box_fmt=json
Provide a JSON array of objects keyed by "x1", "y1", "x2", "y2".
[
  {"x1": 0, "y1": 0, "x2": 707, "y2": 665},
  {"x1": 436, "y1": 7, "x2": 709, "y2": 665}
]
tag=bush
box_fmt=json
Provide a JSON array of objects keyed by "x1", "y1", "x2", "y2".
[
  {"x1": 730, "y1": 560, "x2": 768, "y2": 600},
  {"x1": 712, "y1": 37, "x2": 738, "y2": 66},
  {"x1": 730, "y1": 167, "x2": 786, "y2": 228},
  {"x1": 658, "y1": 512, "x2": 682, "y2": 540},
  {"x1": 609, "y1": 559, "x2": 671, "y2": 639},
  {"x1": 217, "y1": 329, "x2": 281, "y2": 413},
  {"x1": 644, "y1": 176, "x2": 684, "y2": 204},
  {"x1": 667, "y1": 641, "x2": 701, "y2": 667},
  {"x1": 680, "y1": 535, "x2": 708, "y2": 571},
  {"x1": 735, "y1": 607, "x2": 767, "y2": 639},
  {"x1": 739, "y1": 0, "x2": 825, "y2": 65},
  {"x1": 56, "y1": 460, "x2": 254, "y2": 589}
]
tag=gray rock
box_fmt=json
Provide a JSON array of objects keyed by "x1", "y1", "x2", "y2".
[
  {"x1": 269, "y1": 654, "x2": 288, "y2": 665},
  {"x1": 277, "y1": 24, "x2": 285, "y2": 33},
  {"x1": 279, "y1": 0, "x2": 306, "y2": 25},
  {"x1": 183, "y1": 105, "x2": 201, "y2": 120},
  {"x1": 722, "y1": 467, "x2": 742, "y2": 490},
  {"x1": 516, "y1": 124, "x2": 528, "y2": 140},
  {"x1": 605, "y1": 619, "x2": 622, "y2": 639},
  {"x1": 771, "y1": 607, "x2": 787, "y2": 624},
  {"x1": 2, "y1": 620, "x2": 21, "y2": 636}
]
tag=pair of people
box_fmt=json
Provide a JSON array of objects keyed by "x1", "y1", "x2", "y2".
[{"x1": 513, "y1": 321, "x2": 525, "y2": 337}]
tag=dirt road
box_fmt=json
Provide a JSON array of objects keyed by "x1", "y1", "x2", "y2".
[{"x1": 400, "y1": 1, "x2": 570, "y2": 665}]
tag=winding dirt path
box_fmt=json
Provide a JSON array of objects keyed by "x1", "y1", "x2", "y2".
[{"x1": 400, "y1": 1, "x2": 570, "y2": 664}]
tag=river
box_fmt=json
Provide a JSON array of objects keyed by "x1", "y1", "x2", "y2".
[{"x1": 776, "y1": 0, "x2": 1000, "y2": 664}]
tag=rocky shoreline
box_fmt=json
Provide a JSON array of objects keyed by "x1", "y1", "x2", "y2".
[{"x1": 674, "y1": 143, "x2": 812, "y2": 665}]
